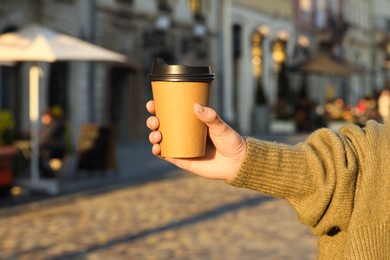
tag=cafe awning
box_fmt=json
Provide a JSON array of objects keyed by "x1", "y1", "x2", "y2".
[
  {"x1": 296, "y1": 53, "x2": 352, "y2": 77},
  {"x1": 0, "y1": 24, "x2": 127, "y2": 194}
]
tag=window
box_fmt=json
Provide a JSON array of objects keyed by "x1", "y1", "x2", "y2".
[
  {"x1": 189, "y1": 0, "x2": 207, "y2": 19},
  {"x1": 116, "y1": 0, "x2": 133, "y2": 4},
  {"x1": 329, "y1": 0, "x2": 340, "y2": 16},
  {"x1": 316, "y1": 0, "x2": 327, "y2": 29},
  {"x1": 298, "y1": 0, "x2": 313, "y2": 26},
  {"x1": 55, "y1": 0, "x2": 76, "y2": 3},
  {"x1": 299, "y1": 0, "x2": 312, "y2": 11},
  {"x1": 251, "y1": 32, "x2": 267, "y2": 104},
  {"x1": 157, "y1": 0, "x2": 172, "y2": 12}
]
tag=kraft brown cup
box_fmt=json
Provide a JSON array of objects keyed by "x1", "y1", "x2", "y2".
[{"x1": 151, "y1": 81, "x2": 211, "y2": 158}]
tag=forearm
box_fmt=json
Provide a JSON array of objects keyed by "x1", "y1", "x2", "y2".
[
  {"x1": 226, "y1": 128, "x2": 360, "y2": 235},
  {"x1": 226, "y1": 137, "x2": 310, "y2": 199}
]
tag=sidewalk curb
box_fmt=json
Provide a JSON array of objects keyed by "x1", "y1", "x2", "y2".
[
  {"x1": 0, "y1": 164, "x2": 176, "y2": 217},
  {"x1": 0, "y1": 134, "x2": 309, "y2": 217}
]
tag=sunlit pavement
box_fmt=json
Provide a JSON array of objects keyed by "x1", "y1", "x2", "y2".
[
  {"x1": 0, "y1": 168, "x2": 317, "y2": 259},
  {"x1": 0, "y1": 132, "x2": 318, "y2": 259},
  {"x1": 1, "y1": 133, "x2": 309, "y2": 212}
]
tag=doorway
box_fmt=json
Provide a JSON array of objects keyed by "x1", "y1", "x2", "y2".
[
  {"x1": 49, "y1": 61, "x2": 68, "y2": 118},
  {"x1": 109, "y1": 67, "x2": 139, "y2": 140}
]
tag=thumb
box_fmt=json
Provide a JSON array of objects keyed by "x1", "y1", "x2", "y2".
[
  {"x1": 193, "y1": 103, "x2": 245, "y2": 158},
  {"x1": 193, "y1": 103, "x2": 229, "y2": 138}
]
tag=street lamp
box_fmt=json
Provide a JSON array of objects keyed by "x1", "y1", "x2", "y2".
[
  {"x1": 384, "y1": 55, "x2": 390, "y2": 69},
  {"x1": 272, "y1": 41, "x2": 286, "y2": 64},
  {"x1": 259, "y1": 25, "x2": 270, "y2": 37},
  {"x1": 193, "y1": 22, "x2": 207, "y2": 39},
  {"x1": 384, "y1": 43, "x2": 390, "y2": 69},
  {"x1": 273, "y1": 30, "x2": 289, "y2": 65},
  {"x1": 298, "y1": 35, "x2": 310, "y2": 48},
  {"x1": 154, "y1": 14, "x2": 171, "y2": 32}
]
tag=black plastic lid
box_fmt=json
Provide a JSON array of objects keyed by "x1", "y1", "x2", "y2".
[{"x1": 148, "y1": 58, "x2": 215, "y2": 82}]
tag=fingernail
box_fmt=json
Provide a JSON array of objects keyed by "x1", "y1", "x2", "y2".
[{"x1": 195, "y1": 103, "x2": 205, "y2": 114}]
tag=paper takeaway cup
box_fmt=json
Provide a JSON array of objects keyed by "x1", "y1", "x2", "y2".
[{"x1": 148, "y1": 58, "x2": 215, "y2": 158}]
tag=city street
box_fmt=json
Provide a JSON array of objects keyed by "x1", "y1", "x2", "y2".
[
  {"x1": 0, "y1": 0, "x2": 388, "y2": 258},
  {"x1": 0, "y1": 166, "x2": 317, "y2": 259}
]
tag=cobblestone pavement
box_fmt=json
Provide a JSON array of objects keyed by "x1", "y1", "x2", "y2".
[{"x1": 0, "y1": 169, "x2": 317, "y2": 260}]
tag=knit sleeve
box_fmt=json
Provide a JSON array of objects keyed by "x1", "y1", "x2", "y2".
[{"x1": 226, "y1": 127, "x2": 361, "y2": 236}]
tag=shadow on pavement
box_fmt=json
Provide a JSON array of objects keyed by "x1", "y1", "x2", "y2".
[{"x1": 49, "y1": 195, "x2": 274, "y2": 259}]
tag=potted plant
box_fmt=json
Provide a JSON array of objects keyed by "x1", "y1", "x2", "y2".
[
  {"x1": 0, "y1": 110, "x2": 15, "y2": 146},
  {"x1": 0, "y1": 110, "x2": 16, "y2": 195}
]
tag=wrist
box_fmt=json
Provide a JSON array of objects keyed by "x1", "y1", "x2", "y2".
[{"x1": 226, "y1": 137, "x2": 247, "y2": 181}]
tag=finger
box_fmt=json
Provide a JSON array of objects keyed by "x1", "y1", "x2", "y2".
[
  {"x1": 151, "y1": 143, "x2": 161, "y2": 156},
  {"x1": 149, "y1": 131, "x2": 162, "y2": 144},
  {"x1": 146, "y1": 100, "x2": 156, "y2": 114},
  {"x1": 146, "y1": 116, "x2": 160, "y2": 130}
]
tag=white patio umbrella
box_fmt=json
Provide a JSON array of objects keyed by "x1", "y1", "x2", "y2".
[
  {"x1": 0, "y1": 61, "x2": 16, "y2": 66},
  {"x1": 0, "y1": 24, "x2": 127, "y2": 194}
]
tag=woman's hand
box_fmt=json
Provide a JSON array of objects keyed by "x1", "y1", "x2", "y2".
[{"x1": 146, "y1": 100, "x2": 247, "y2": 180}]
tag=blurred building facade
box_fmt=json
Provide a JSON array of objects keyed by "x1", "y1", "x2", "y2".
[
  {"x1": 371, "y1": 0, "x2": 390, "y2": 87},
  {"x1": 0, "y1": 0, "x2": 220, "y2": 147},
  {"x1": 220, "y1": 0, "x2": 295, "y2": 134},
  {"x1": 0, "y1": 0, "x2": 390, "y2": 145},
  {"x1": 290, "y1": 0, "x2": 390, "y2": 127},
  {"x1": 219, "y1": 0, "x2": 390, "y2": 134}
]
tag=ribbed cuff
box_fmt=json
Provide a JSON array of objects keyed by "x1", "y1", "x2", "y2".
[
  {"x1": 343, "y1": 223, "x2": 390, "y2": 259},
  {"x1": 225, "y1": 137, "x2": 310, "y2": 200}
]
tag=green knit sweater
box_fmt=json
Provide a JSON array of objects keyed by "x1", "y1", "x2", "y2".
[{"x1": 226, "y1": 120, "x2": 390, "y2": 259}]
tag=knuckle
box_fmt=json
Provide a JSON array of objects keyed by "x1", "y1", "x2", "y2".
[
  {"x1": 206, "y1": 108, "x2": 218, "y2": 123},
  {"x1": 146, "y1": 117, "x2": 153, "y2": 128},
  {"x1": 146, "y1": 116, "x2": 159, "y2": 129},
  {"x1": 148, "y1": 132, "x2": 155, "y2": 143}
]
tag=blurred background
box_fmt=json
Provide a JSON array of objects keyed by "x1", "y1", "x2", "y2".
[
  {"x1": 1, "y1": 0, "x2": 390, "y2": 144},
  {"x1": 0, "y1": 0, "x2": 389, "y2": 258}
]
